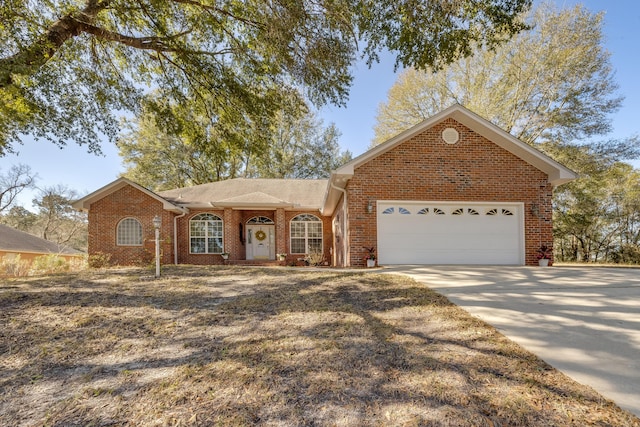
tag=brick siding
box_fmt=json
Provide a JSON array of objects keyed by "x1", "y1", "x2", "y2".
[
  {"x1": 87, "y1": 186, "x2": 173, "y2": 266},
  {"x1": 88, "y1": 191, "x2": 331, "y2": 266},
  {"x1": 345, "y1": 118, "x2": 553, "y2": 266},
  {"x1": 87, "y1": 118, "x2": 555, "y2": 268}
]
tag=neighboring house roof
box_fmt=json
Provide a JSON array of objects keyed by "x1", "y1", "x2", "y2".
[
  {"x1": 322, "y1": 104, "x2": 578, "y2": 215},
  {"x1": 72, "y1": 177, "x2": 187, "y2": 213},
  {"x1": 159, "y1": 178, "x2": 328, "y2": 210},
  {"x1": 0, "y1": 224, "x2": 83, "y2": 256}
]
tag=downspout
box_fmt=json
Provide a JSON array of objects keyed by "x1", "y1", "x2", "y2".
[
  {"x1": 330, "y1": 181, "x2": 349, "y2": 267},
  {"x1": 173, "y1": 211, "x2": 187, "y2": 265}
]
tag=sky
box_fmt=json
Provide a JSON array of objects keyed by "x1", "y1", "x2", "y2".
[{"x1": 1, "y1": 0, "x2": 639, "y2": 210}]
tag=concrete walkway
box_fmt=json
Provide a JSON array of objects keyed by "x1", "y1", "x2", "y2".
[{"x1": 383, "y1": 265, "x2": 640, "y2": 417}]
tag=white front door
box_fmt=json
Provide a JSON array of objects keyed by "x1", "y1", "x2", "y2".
[{"x1": 246, "y1": 225, "x2": 275, "y2": 260}]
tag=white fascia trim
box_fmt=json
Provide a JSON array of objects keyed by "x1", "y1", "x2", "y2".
[
  {"x1": 333, "y1": 104, "x2": 577, "y2": 187},
  {"x1": 321, "y1": 173, "x2": 352, "y2": 216},
  {"x1": 72, "y1": 177, "x2": 188, "y2": 214}
]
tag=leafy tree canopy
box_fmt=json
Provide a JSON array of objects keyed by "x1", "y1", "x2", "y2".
[
  {"x1": 373, "y1": 3, "x2": 622, "y2": 147},
  {"x1": 0, "y1": 183, "x2": 87, "y2": 251},
  {"x1": 245, "y1": 110, "x2": 352, "y2": 180},
  {"x1": 0, "y1": 0, "x2": 531, "y2": 155},
  {"x1": 118, "y1": 96, "x2": 352, "y2": 190},
  {"x1": 371, "y1": 2, "x2": 640, "y2": 264}
]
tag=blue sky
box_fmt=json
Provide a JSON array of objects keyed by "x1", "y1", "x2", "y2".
[{"x1": 1, "y1": 0, "x2": 639, "y2": 209}]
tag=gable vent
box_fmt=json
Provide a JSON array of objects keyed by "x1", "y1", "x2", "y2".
[{"x1": 442, "y1": 128, "x2": 459, "y2": 144}]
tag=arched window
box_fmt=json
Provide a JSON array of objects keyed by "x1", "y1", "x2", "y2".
[
  {"x1": 190, "y1": 213, "x2": 223, "y2": 254},
  {"x1": 247, "y1": 216, "x2": 274, "y2": 224},
  {"x1": 290, "y1": 214, "x2": 322, "y2": 254},
  {"x1": 117, "y1": 218, "x2": 143, "y2": 246}
]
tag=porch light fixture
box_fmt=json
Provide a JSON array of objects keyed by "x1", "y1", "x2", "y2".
[
  {"x1": 530, "y1": 203, "x2": 539, "y2": 217},
  {"x1": 367, "y1": 201, "x2": 373, "y2": 214},
  {"x1": 153, "y1": 215, "x2": 161, "y2": 278}
]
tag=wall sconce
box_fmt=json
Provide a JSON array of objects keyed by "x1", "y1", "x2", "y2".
[
  {"x1": 366, "y1": 201, "x2": 373, "y2": 214},
  {"x1": 530, "y1": 203, "x2": 539, "y2": 217}
]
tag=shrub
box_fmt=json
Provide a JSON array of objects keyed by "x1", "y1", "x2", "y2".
[
  {"x1": 68, "y1": 256, "x2": 88, "y2": 271},
  {"x1": 304, "y1": 251, "x2": 325, "y2": 266},
  {"x1": 610, "y1": 244, "x2": 640, "y2": 264},
  {"x1": 88, "y1": 252, "x2": 112, "y2": 268},
  {"x1": 31, "y1": 254, "x2": 70, "y2": 275},
  {"x1": 0, "y1": 254, "x2": 30, "y2": 277}
]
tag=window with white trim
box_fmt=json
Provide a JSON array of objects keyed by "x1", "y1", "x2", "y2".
[
  {"x1": 247, "y1": 216, "x2": 274, "y2": 224},
  {"x1": 190, "y1": 213, "x2": 223, "y2": 254},
  {"x1": 290, "y1": 214, "x2": 322, "y2": 254},
  {"x1": 117, "y1": 218, "x2": 143, "y2": 246}
]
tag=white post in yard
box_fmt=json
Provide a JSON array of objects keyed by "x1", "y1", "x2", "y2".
[{"x1": 153, "y1": 215, "x2": 161, "y2": 278}]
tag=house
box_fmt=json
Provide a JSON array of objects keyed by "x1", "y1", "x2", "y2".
[
  {"x1": 72, "y1": 105, "x2": 576, "y2": 267},
  {"x1": 0, "y1": 223, "x2": 84, "y2": 264}
]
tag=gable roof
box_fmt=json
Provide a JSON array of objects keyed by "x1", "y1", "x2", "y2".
[
  {"x1": 322, "y1": 104, "x2": 577, "y2": 215},
  {"x1": 159, "y1": 178, "x2": 328, "y2": 210},
  {"x1": 72, "y1": 177, "x2": 187, "y2": 213},
  {"x1": 0, "y1": 224, "x2": 83, "y2": 256},
  {"x1": 73, "y1": 177, "x2": 328, "y2": 213}
]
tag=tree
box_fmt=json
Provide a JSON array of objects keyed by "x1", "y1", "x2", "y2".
[
  {"x1": 247, "y1": 110, "x2": 352, "y2": 179},
  {"x1": 32, "y1": 185, "x2": 87, "y2": 251},
  {"x1": 117, "y1": 110, "x2": 242, "y2": 190},
  {"x1": 0, "y1": 205, "x2": 39, "y2": 231},
  {"x1": 119, "y1": 100, "x2": 352, "y2": 190},
  {"x1": 372, "y1": 3, "x2": 621, "y2": 146},
  {"x1": 551, "y1": 142, "x2": 640, "y2": 263},
  {"x1": 372, "y1": 2, "x2": 640, "y2": 263},
  {"x1": 0, "y1": 0, "x2": 532, "y2": 155},
  {"x1": 0, "y1": 164, "x2": 36, "y2": 214}
]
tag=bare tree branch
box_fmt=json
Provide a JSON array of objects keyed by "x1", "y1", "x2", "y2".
[{"x1": 0, "y1": 164, "x2": 36, "y2": 213}]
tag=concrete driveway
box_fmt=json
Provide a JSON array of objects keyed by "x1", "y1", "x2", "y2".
[{"x1": 383, "y1": 265, "x2": 640, "y2": 417}]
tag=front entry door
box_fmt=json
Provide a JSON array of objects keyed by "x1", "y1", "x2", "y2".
[{"x1": 246, "y1": 225, "x2": 275, "y2": 260}]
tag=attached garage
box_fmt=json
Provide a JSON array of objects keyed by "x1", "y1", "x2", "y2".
[{"x1": 377, "y1": 201, "x2": 524, "y2": 265}]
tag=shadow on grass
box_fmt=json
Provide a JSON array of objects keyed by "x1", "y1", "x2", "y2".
[{"x1": 0, "y1": 266, "x2": 637, "y2": 426}]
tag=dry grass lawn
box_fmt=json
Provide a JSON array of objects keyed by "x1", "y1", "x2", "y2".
[{"x1": 1, "y1": 266, "x2": 638, "y2": 426}]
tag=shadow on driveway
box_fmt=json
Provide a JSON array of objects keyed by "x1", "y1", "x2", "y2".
[{"x1": 384, "y1": 265, "x2": 640, "y2": 417}]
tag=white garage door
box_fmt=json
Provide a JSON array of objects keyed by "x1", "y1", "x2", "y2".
[{"x1": 377, "y1": 201, "x2": 524, "y2": 265}]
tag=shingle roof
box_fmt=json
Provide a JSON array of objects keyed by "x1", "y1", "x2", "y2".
[
  {"x1": 159, "y1": 178, "x2": 328, "y2": 209},
  {"x1": 0, "y1": 224, "x2": 84, "y2": 255}
]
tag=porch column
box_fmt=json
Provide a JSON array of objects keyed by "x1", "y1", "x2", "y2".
[
  {"x1": 275, "y1": 208, "x2": 286, "y2": 255},
  {"x1": 223, "y1": 207, "x2": 234, "y2": 259}
]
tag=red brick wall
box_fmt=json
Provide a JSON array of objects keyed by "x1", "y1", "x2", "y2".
[
  {"x1": 88, "y1": 185, "x2": 334, "y2": 267},
  {"x1": 283, "y1": 211, "x2": 332, "y2": 265},
  {"x1": 87, "y1": 186, "x2": 173, "y2": 266},
  {"x1": 346, "y1": 118, "x2": 553, "y2": 266},
  {"x1": 174, "y1": 209, "x2": 227, "y2": 265},
  {"x1": 172, "y1": 208, "x2": 331, "y2": 265}
]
